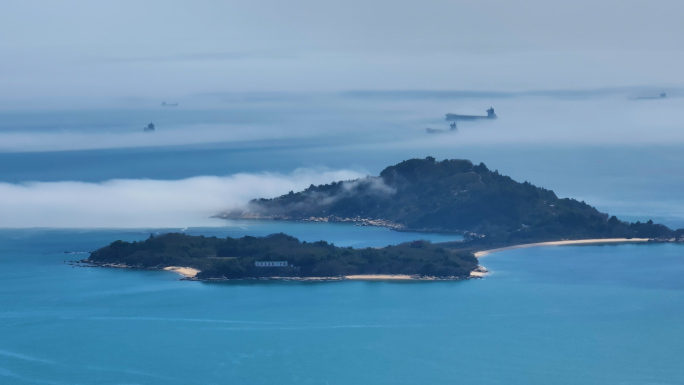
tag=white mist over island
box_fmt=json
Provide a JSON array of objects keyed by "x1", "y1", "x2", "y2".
[{"x1": 0, "y1": 169, "x2": 364, "y2": 228}]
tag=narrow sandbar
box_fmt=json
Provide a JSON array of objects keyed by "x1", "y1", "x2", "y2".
[
  {"x1": 474, "y1": 238, "x2": 650, "y2": 258},
  {"x1": 163, "y1": 266, "x2": 200, "y2": 278}
]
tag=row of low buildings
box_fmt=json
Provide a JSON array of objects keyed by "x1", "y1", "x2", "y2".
[{"x1": 254, "y1": 261, "x2": 288, "y2": 267}]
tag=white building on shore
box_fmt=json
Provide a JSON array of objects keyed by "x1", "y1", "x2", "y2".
[{"x1": 255, "y1": 261, "x2": 288, "y2": 267}]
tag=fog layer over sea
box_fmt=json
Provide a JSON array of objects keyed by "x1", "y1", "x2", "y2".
[
  {"x1": 1, "y1": 89, "x2": 683, "y2": 228},
  {"x1": 0, "y1": 90, "x2": 683, "y2": 384}
]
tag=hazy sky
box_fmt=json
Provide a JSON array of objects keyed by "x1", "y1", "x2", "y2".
[
  {"x1": 1, "y1": 0, "x2": 683, "y2": 100},
  {"x1": 1, "y1": 1, "x2": 682, "y2": 229}
]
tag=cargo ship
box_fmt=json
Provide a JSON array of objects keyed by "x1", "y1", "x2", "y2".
[
  {"x1": 425, "y1": 122, "x2": 458, "y2": 134},
  {"x1": 446, "y1": 107, "x2": 497, "y2": 121}
]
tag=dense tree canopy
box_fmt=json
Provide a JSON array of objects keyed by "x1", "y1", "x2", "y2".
[
  {"x1": 240, "y1": 157, "x2": 675, "y2": 244},
  {"x1": 89, "y1": 233, "x2": 478, "y2": 279}
]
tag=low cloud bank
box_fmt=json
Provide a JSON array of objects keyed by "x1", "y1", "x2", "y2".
[
  {"x1": 0, "y1": 124, "x2": 303, "y2": 153},
  {"x1": 1, "y1": 93, "x2": 684, "y2": 154},
  {"x1": 0, "y1": 169, "x2": 365, "y2": 228}
]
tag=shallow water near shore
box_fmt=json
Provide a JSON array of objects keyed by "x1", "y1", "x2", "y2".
[{"x1": 1, "y1": 227, "x2": 683, "y2": 384}]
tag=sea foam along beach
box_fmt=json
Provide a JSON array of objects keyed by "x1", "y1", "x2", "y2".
[{"x1": 474, "y1": 238, "x2": 651, "y2": 258}]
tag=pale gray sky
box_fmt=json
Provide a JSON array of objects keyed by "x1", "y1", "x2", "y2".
[{"x1": 1, "y1": 0, "x2": 683, "y2": 100}]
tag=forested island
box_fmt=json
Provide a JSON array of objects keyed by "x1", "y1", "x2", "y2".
[
  {"x1": 88, "y1": 157, "x2": 683, "y2": 281},
  {"x1": 87, "y1": 233, "x2": 478, "y2": 280},
  {"x1": 224, "y1": 157, "x2": 682, "y2": 247}
]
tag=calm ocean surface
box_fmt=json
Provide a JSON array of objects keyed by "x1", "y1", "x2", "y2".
[
  {"x1": 1, "y1": 228, "x2": 683, "y2": 385},
  {"x1": 1, "y1": 96, "x2": 684, "y2": 383}
]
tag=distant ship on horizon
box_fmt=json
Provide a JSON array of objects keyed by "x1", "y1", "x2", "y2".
[
  {"x1": 426, "y1": 121, "x2": 458, "y2": 134},
  {"x1": 161, "y1": 102, "x2": 179, "y2": 107},
  {"x1": 445, "y1": 107, "x2": 497, "y2": 121},
  {"x1": 636, "y1": 92, "x2": 666, "y2": 100},
  {"x1": 144, "y1": 122, "x2": 155, "y2": 132}
]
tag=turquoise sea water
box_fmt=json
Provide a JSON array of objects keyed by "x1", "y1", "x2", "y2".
[
  {"x1": 1, "y1": 94, "x2": 684, "y2": 383},
  {"x1": 1, "y1": 228, "x2": 683, "y2": 384}
]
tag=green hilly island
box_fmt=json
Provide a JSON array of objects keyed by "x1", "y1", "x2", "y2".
[
  {"x1": 227, "y1": 157, "x2": 680, "y2": 245},
  {"x1": 89, "y1": 157, "x2": 683, "y2": 281},
  {"x1": 88, "y1": 233, "x2": 478, "y2": 280}
]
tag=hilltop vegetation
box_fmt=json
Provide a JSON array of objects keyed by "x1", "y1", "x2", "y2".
[
  {"x1": 88, "y1": 233, "x2": 478, "y2": 280},
  {"x1": 230, "y1": 157, "x2": 675, "y2": 245},
  {"x1": 88, "y1": 157, "x2": 682, "y2": 281}
]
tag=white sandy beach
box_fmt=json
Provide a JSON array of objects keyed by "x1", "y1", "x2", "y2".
[
  {"x1": 469, "y1": 266, "x2": 489, "y2": 278},
  {"x1": 345, "y1": 274, "x2": 416, "y2": 280},
  {"x1": 474, "y1": 238, "x2": 651, "y2": 258},
  {"x1": 163, "y1": 266, "x2": 200, "y2": 278},
  {"x1": 161, "y1": 239, "x2": 651, "y2": 281}
]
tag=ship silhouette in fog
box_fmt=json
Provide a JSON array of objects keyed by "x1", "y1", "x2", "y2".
[
  {"x1": 636, "y1": 92, "x2": 666, "y2": 100},
  {"x1": 445, "y1": 107, "x2": 497, "y2": 121}
]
